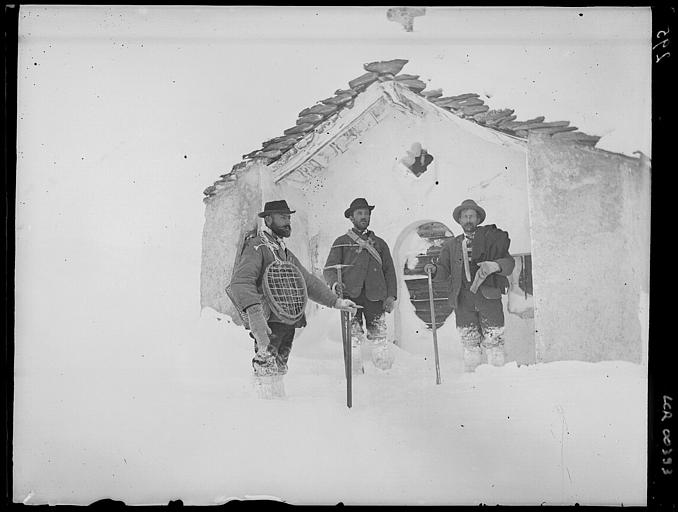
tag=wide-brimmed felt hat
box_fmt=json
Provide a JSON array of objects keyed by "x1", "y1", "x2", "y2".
[
  {"x1": 258, "y1": 199, "x2": 296, "y2": 218},
  {"x1": 344, "y1": 197, "x2": 375, "y2": 219},
  {"x1": 453, "y1": 199, "x2": 486, "y2": 224}
]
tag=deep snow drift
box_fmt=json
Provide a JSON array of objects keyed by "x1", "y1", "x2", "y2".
[
  {"x1": 14, "y1": 301, "x2": 647, "y2": 506},
  {"x1": 13, "y1": 6, "x2": 650, "y2": 506}
]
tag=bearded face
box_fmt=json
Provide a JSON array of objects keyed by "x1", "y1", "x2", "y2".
[
  {"x1": 459, "y1": 208, "x2": 479, "y2": 234},
  {"x1": 266, "y1": 213, "x2": 292, "y2": 238},
  {"x1": 351, "y1": 208, "x2": 371, "y2": 231}
]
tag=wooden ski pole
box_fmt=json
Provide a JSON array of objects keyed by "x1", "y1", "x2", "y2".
[
  {"x1": 325, "y1": 263, "x2": 354, "y2": 408},
  {"x1": 337, "y1": 267, "x2": 353, "y2": 408},
  {"x1": 337, "y1": 267, "x2": 349, "y2": 381},
  {"x1": 337, "y1": 274, "x2": 348, "y2": 380},
  {"x1": 426, "y1": 266, "x2": 442, "y2": 385},
  {"x1": 344, "y1": 307, "x2": 352, "y2": 408}
]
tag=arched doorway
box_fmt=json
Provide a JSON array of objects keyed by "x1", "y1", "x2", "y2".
[{"x1": 392, "y1": 220, "x2": 455, "y2": 346}]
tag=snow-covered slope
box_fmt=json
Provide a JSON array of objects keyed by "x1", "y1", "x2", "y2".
[
  {"x1": 13, "y1": 6, "x2": 649, "y2": 506},
  {"x1": 14, "y1": 304, "x2": 646, "y2": 506}
]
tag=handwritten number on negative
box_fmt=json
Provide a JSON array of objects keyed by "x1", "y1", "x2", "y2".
[
  {"x1": 660, "y1": 396, "x2": 673, "y2": 477},
  {"x1": 654, "y1": 27, "x2": 670, "y2": 63}
]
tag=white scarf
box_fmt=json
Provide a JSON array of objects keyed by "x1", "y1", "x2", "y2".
[
  {"x1": 461, "y1": 237, "x2": 472, "y2": 283},
  {"x1": 462, "y1": 231, "x2": 475, "y2": 283},
  {"x1": 260, "y1": 226, "x2": 287, "y2": 254}
]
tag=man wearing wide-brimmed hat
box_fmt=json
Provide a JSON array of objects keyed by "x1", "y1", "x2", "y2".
[
  {"x1": 424, "y1": 199, "x2": 515, "y2": 372},
  {"x1": 229, "y1": 199, "x2": 358, "y2": 397},
  {"x1": 323, "y1": 198, "x2": 398, "y2": 372}
]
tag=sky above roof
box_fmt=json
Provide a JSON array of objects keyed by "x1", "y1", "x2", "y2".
[{"x1": 19, "y1": 6, "x2": 651, "y2": 162}]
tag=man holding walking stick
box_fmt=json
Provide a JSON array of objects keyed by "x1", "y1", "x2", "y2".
[
  {"x1": 228, "y1": 199, "x2": 358, "y2": 399},
  {"x1": 324, "y1": 198, "x2": 398, "y2": 373},
  {"x1": 424, "y1": 199, "x2": 515, "y2": 372}
]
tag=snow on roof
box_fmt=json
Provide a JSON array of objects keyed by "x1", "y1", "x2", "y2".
[{"x1": 203, "y1": 59, "x2": 601, "y2": 202}]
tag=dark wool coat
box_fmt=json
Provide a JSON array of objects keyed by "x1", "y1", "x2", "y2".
[
  {"x1": 434, "y1": 224, "x2": 515, "y2": 310},
  {"x1": 323, "y1": 229, "x2": 397, "y2": 302},
  {"x1": 230, "y1": 232, "x2": 338, "y2": 327}
]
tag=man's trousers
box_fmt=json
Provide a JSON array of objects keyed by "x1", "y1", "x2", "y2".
[
  {"x1": 251, "y1": 322, "x2": 296, "y2": 375},
  {"x1": 454, "y1": 285, "x2": 505, "y2": 349}
]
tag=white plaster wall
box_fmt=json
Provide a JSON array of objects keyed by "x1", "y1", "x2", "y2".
[
  {"x1": 281, "y1": 102, "x2": 533, "y2": 356},
  {"x1": 288, "y1": 103, "x2": 530, "y2": 262},
  {"x1": 527, "y1": 135, "x2": 649, "y2": 363}
]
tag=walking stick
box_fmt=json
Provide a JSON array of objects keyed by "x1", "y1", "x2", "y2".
[
  {"x1": 324, "y1": 264, "x2": 355, "y2": 408},
  {"x1": 426, "y1": 266, "x2": 442, "y2": 385}
]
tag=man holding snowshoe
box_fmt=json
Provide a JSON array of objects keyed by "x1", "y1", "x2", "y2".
[
  {"x1": 424, "y1": 199, "x2": 515, "y2": 372},
  {"x1": 324, "y1": 198, "x2": 398, "y2": 372},
  {"x1": 228, "y1": 200, "x2": 358, "y2": 397}
]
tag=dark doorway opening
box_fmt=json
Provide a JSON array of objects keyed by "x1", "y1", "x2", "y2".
[{"x1": 402, "y1": 221, "x2": 454, "y2": 329}]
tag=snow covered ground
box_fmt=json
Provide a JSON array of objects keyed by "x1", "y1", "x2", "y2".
[
  {"x1": 13, "y1": 6, "x2": 649, "y2": 506},
  {"x1": 14, "y1": 299, "x2": 647, "y2": 506}
]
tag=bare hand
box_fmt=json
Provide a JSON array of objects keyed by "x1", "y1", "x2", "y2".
[
  {"x1": 335, "y1": 298, "x2": 359, "y2": 315},
  {"x1": 383, "y1": 296, "x2": 396, "y2": 313},
  {"x1": 478, "y1": 261, "x2": 501, "y2": 276},
  {"x1": 470, "y1": 261, "x2": 500, "y2": 294}
]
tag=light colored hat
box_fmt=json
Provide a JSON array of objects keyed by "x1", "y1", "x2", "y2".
[{"x1": 453, "y1": 199, "x2": 486, "y2": 224}]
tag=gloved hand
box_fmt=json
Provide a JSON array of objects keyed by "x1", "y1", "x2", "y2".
[
  {"x1": 334, "y1": 298, "x2": 359, "y2": 315},
  {"x1": 383, "y1": 296, "x2": 396, "y2": 313},
  {"x1": 470, "y1": 261, "x2": 501, "y2": 294},
  {"x1": 332, "y1": 281, "x2": 345, "y2": 297},
  {"x1": 423, "y1": 263, "x2": 437, "y2": 276},
  {"x1": 246, "y1": 303, "x2": 272, "y2": 349},
  {"x1": 252, "y1": 349, "x2": 278, "y2": 376}
]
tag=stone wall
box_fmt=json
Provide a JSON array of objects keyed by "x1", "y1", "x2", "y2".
[
  {"x1": 526, "y1": 134, "x2": 650, "y2": 363},
  {"x1": 200, "y1": 164, "x2": 263, "y2": 319}
]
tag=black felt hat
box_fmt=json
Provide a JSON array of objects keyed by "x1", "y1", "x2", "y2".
[
  {"x1": 453, "y1": 199, "x2": 486, "y2": 224},
  {"x1": 258, "y1": 200, "x2": 296, "y2": 218},
  {"x1": 344, "y1": 197, "x2": 375, "y2": 219}
]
